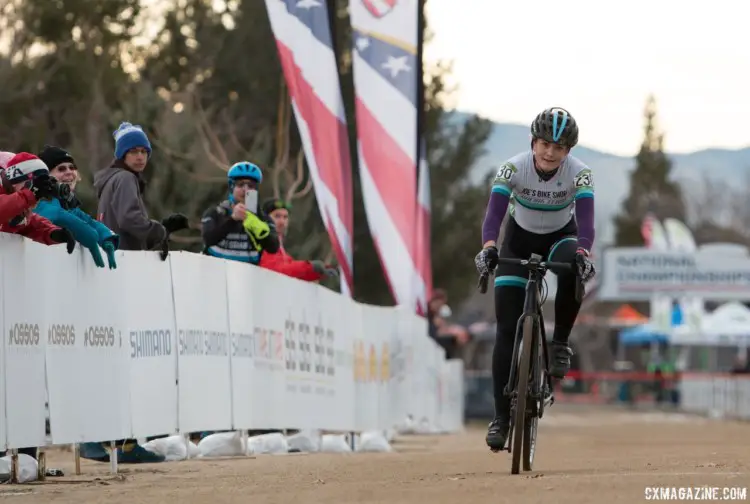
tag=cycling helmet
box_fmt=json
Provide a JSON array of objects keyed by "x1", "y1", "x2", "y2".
[
  {"x1": 531, "y1": 107, "x2": 579, "y2": 148},
  {"x1": 227, "y1": 161, "x2": 262, "y2": 185}
]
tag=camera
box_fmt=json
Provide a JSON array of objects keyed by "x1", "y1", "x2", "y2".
[
  {"x1": 54, "y1": 179, "x2": 75, "y2": 206},
  {"x1": 28, "y1": 173, "x2": 76, "y2": 207}
]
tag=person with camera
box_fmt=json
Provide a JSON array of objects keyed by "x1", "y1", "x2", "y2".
[
  {"x1": 0, "y1": 152, "x2": 76, "y2": 249},
  {"x1": 201, "y1": 161, "x2": 280, "y2": 264},
  {"x1": 33, "y1": 145, "x2": 120, "y2": 269},
  {"x1": 93, "y1": 122, "x2": 189, "y2": 253}
]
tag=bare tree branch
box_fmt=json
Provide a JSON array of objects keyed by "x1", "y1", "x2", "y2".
[
  {"x1": 192, "y1": 92, "x2": 230, "y2": 170},
  {"x1": 286, "y1": 149, "x2": 307, "y2": 201}
]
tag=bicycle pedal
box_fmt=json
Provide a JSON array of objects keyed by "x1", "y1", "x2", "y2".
[{"x1": 544, "y1": 394, "x2": 554, "y2": 409}]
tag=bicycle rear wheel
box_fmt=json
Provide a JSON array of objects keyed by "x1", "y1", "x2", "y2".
[{"x1": 511, "y1": 316, "x2": 534, "y2": 475}]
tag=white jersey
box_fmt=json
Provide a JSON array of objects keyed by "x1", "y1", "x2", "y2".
[{"x1": 491, "y1": 151, "x2": 594, "y2": 234}]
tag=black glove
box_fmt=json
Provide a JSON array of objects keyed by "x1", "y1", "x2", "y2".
[
  {"x1": 574, "y1": 248, "x2": 596, "y2": 282},
  {"x1": 28, "y1": 173, "x2": 58, "y2": 201},
  {"x1": 50, "y1": 228, "x2": 76, "y2": 254},
  {"x1": 159, "y1": 237, "x2": 170, "y2": 262},
  {"x1": 474, "y1": 245, "x2": 499, "y2": 276},
  {"x1": 161, "y1": 213, "x2": 189, "y2": 234}
]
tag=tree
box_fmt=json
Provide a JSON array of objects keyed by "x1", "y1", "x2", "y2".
[{"x1": 613, "y1": 95, "x2": 686, "y2": 246}]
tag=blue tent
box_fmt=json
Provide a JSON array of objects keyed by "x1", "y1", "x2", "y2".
[{"x1": 619, "y1": 324, "x2": 670, "y2": 346}]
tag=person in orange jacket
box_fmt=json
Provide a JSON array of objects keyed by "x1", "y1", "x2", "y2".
[
  {"x1": 0, "y1": 152, "x2": 76, "y2": 248},
  {"x1": 259, "y1": 198, "x2": 338, "y2": 281}
]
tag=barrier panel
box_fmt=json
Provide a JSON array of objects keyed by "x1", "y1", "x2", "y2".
[
  {"x1": 548, "y1": 369, "x2": 750, "y2": 422},
  {"x1": 3, "y1": 237, "x2": 47, "y2": 449},
  {"x1": 678, "y1": 373, "x2": 750, "y2": 420},
  {"x1": 124, "y1": 252, "x2": 178, "y2": 440},
  {"x1": 0, "y1": 235, "x2": 464, "y2": 451}
]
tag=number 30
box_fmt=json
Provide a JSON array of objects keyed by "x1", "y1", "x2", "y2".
[{"x1": 496, "y1": 166, "x2": 513, "y2": 181}]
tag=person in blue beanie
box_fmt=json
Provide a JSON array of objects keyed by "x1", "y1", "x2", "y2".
[
  {"x1": 93, "y1": 121, "x2": 188, "y2": 252},
  {"x1": 35, "y1": 145, "x2": 119, "y2": 269}
]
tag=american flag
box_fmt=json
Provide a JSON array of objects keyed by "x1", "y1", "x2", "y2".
[
  {"x1": 350, "y1": 0, "x2": 428, "y2": 311},
  {"x1": 362, "y1": 0, "x2": 397, "y2": 18},
  {"x1": 264, "y1": 0, "x2": 354, "y2": 295}
]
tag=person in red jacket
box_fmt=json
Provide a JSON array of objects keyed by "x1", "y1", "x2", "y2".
[
  {"x1": 259, "y1": 198, "x2": 337, "y2": 281},
  {"x1": 0, "y1": 152, "x2": 75, "y2": 248}
]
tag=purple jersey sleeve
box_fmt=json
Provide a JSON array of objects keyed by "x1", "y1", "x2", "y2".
[
  {"x1": 573, "y1": 168, "x2": 595, "y2": 252},
  {"x1": 481, "y1": 190, "x2": 510, "y2": 244},
  {"x1": 574, "y1": 193, "x2": 595, "y2": 252}
]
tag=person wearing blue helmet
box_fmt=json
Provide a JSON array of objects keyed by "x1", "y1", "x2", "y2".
[{"x1": 201, "y1": 161, "x2": 279, "y2": 263}]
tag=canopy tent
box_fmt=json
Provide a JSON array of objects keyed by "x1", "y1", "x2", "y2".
[
  {"x1": 609, "y1": 304, "x2": 649, "y2": 327},
  {"x1": 618, "y1": 324, "x2": 670, "y2": 346},
  {"x1": 670, "y1": 302, "x2": 750, "y2": 346},
  {"x1": 702, "y1": 302, "x2": 750, "y2": 336}
]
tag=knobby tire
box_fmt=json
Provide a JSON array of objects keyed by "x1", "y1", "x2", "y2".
[
  {"x1": 511, "y1": 316, "x2": 534, "y2": 475},
  {"x1": 523, "y1": 320, "x2": 543, "y2": 471}
]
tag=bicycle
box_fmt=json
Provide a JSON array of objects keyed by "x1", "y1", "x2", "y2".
[{"x1": 478, "y1": 253, "x2": 583, "y2": 474}]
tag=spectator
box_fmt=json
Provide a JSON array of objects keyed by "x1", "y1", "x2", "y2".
[
  {"x1": 93, "y1": 122, "x2": 188, "y2": 252},
  {"x1": 34, "y1": 145, "x2": 119, "y2": 269},
  {"x1": 259, "y1": 198, "x2": 338, "y2": 281},
  {"x1": 427, "y1": 288, "x2": 470, "y2": 359},
  {"x1": 0, "y1": 152, "x2": 76, "y2": 250},
  {"x1": 201, "y1": 161, "x2": 280, "y2": 262}
]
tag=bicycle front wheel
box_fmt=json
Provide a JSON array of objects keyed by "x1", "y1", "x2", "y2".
[
  {"x1": 511, "y1": 316, "x2": 534, "y2": 475},
  {"x1": 523, "y1": 319, "x2": 544, "y2": 471}
]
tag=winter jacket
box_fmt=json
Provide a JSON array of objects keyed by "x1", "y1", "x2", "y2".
[
  {"x1": 201, "y1": 200, "x2": 279, "y2": 264},
  {"x1": 92, "y1": 159, "x2": 166, "y2": 251},
  {"x1": 35, "y1": 197, "x2": 119, "y2": 266},
  {"x1": 259, "y1": 242, "x2": 322, "y2": 282},
  {"x1": 0, "y1": 185, "x2": 62, "y2": 244}
]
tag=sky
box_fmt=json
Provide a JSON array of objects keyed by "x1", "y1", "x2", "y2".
[{"x1": 424, "y1": 0, "x2": 747, "y2": 157}]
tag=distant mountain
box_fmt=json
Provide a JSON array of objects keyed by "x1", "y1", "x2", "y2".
[{"x1": 448, "y1": 111, "x2": 750, "y2": 245}]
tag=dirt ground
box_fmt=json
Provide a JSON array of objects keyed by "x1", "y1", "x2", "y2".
[{"x1": 4, "y1": 406, "x2": 749, "y2": 503}]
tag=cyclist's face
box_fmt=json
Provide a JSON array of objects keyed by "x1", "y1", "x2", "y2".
[{"x1": 533, "y1": 139, "x2": 570, "y2": 171}]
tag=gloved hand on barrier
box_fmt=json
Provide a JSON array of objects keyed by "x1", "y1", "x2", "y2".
[
  {"x1": 310, "y1": 260, "x2": 339, "y2": 278},
  {"x1": 49, "y1": 227, "x2": 76, "y2": 254},
  {"x1": 161, "y1": 213, "x2": 189, "y2": 234},
  {"x1": 102, "y1": 240, "x2": 117, "y2": 269}
]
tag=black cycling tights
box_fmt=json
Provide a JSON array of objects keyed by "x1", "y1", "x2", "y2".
[{"x1": 491, "y1": 220, "x2": 582, "y2": 417}]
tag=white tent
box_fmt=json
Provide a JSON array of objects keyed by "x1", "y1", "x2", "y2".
[
  {"x1": 668, "y1": 302, "x2": 750, "y2": 346},
  {"x1": 699, "y1": 302, "x2": 750, "y2": 345}
]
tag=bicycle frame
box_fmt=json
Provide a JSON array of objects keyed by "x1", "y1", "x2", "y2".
[{"x1": 502, "y1": 255, "x2": 551, "y2": 419}]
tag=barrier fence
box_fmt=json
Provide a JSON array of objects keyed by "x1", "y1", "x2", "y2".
[
  {"x1": 554, "y1": 370, "x2": 750, "y2": 420},
  {"x1": 0, "y1": 234, "x2": 464, "y2": 453}
]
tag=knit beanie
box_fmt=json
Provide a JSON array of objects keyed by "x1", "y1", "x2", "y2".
[
  {"x1": 4, "y1": 152, "x2": 49, "y2": 184},
  {"x1": 113, "y1": 122, "x2": 152, "y2": 160},
  {"x1": 38, "y1": 145, "x2": 76, "y2": 170},
  {"x1": 262, "y1": 198, "x2": 292, "y2": 216}
]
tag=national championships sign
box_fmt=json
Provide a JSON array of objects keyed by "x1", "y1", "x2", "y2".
[{"x1": 599, "y1": 247, "x2": 750, "y2": 300}]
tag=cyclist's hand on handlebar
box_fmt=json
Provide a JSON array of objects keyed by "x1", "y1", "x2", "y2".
[
  {"x1": 574, "y1": 247, "x2": 596, "y2": 282},
  {"x1": 475, "y1": 245, "x2": 499, "y2": 276}
]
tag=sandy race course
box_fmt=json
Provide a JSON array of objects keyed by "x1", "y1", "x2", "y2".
[{"x1": 5, "y1": 406, "x2": 749, "y2": 503}]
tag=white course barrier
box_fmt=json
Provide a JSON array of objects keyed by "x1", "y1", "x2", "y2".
[
  {"x1": 679, "y1": 374, "x2": 750, "y2": 420},
  {"x1": 0, "y1": 234, "x2": 464, "y2": 450}
]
